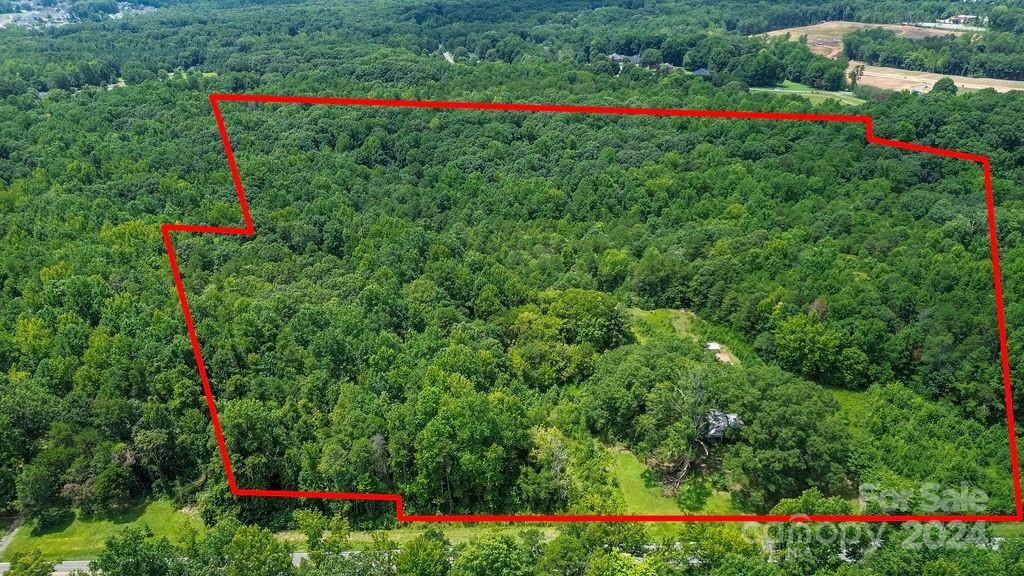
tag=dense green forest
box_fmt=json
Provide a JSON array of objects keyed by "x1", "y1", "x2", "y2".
[{"x1": 2, "y1": 0, "x2": 1024, "y2": 574}]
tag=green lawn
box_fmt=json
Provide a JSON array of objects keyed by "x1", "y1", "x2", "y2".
[
  {"x1": 608, "y1": 447, "x2": 742, "y2": 539},
  {"x1": 3, "y1": 500, "x2": 202, "y2": 561},
  {"x1": 993, "y1": 522, "x2": 1024, "y2": 538},
  {"x1": 277, "y1": 524, "x2": 559, "y2": 550},
  {"x1": 628, "y1": 307, "x2": 705, "y2": 345},
  {"x1": 751, "y1": 80, "x2": 867, "y2": 106},
  {"x1": 696, "y1": 491, "x2": 738, "y2": 514},
  {"x1": 629, "y1": 308, "x2": 749, "y2": 365},
  {"x1": 610, "y1": 448, "x2": 684, "y2": 517},
  {"x1": 778, "y1": 80, "x2": 815, "y2": 91},
  {"x1": 832, "y1": 388, "x2": 872, "y2": 419},
  {"x1": 627, "y1": 308, "x2": 684, "y2": 343}
]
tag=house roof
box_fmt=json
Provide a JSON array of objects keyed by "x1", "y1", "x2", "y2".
[{"x1": 608, "y1": 53, "x2": 641, "y2": 64}]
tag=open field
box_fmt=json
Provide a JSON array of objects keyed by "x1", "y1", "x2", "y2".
[
  {"x1": 764, "y1": 20, "x2": 1024, "y2": 93},
  {"x1": 2, "y1": 501, "x2": 202, "y2": 561},
  {"x1": 848, "y1": 60, "x2": 1024, "y2": 93},
  {"x1": 608, "y1": 447, "x2": 739, "y2": 539},
  {"x1": 629, "y1": 308, "x2": 745, "y2": 365},
  {"x1": 993, "y1": 522, "x2": 1024, "y2": 538},
  {"x1": 751, "y1": 80, "x2": 866, "y2": 105},
  {"x1": 609, "y1": 448, "x2": 685, "y2": 518},
  {"x1": 763, "y1": 20, "x2": 965, "y2": 58}
]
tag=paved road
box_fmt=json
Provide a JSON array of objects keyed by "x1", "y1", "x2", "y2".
[
  {"x1": 0, "y1": 516, "x2": 22, "y2": 572},
  {"x1": 0, "y1": 560, "x2": 90, "y2": 575},
  {"x1": 0, "y1": 517, "x2": 20, "y2": 557}
]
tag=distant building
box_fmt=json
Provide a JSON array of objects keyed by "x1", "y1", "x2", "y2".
[
  {"x1": 938, "y1": 15, "x2": 978, "y2": 25},
  {"x1": 693, "y1": 68, "x2": 711, "y2": 78},
  {"x1": 608, "y1": 53, "x2": 641, "y2": 65}
]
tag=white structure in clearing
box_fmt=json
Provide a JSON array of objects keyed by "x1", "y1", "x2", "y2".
[{"x1": 707, "y1": 409, "x2": 743, "y2": 440}]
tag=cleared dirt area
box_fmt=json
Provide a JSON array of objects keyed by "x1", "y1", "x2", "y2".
[
  {"x1": 850, "y1": 60, "x2": 1024, "y2": 93},
  {"x1": 764, "y1": 21, "x2": 1024, "y2": 93},
  {"x1": 714, "y1": 349, "x2": 739, "y2": 365},
  {"x1": 764, "y1": 20, "x2": 964, "y2": 58}
]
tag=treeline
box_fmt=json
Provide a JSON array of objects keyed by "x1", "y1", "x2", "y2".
[
  {"x1": 845, "y1": 28, "x2": 1024, "y2": 81},
  {"x1": 991, "y1": 4, "x2": 1024, "y2": 34},
  {"x1": 0, "y1": 0, "x2": 956, "y2": 95},
  {"x1": 396, "y1": 0, "x2": 976, "y2": 41},
  {"x1": 585, "y1": 33, "x2": 847, "y2": 89},
  {"x1": 68, "y1": 0, "x2": 119, "y2": 20},
  {"x1": 8, "y1": 503, "x2": 1024, "y2": 576}
]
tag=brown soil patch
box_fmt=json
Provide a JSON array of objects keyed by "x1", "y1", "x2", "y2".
[
  {"x1": 849, "y1": 60, "x2": 1024, "y2": 93},
  {"x1": 763, "y1": 20, "x2": 962, "y2": 59},
  {"x1": 764, "y1": 21, "x2": 1024, "y2": 93}
]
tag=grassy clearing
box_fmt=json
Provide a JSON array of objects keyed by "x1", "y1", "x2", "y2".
[
  {"x1": 993, "y1": 522, "x2": 1024, "y2": 538},
  {"x1": 277, "y1": 524, "x2": 559, "y2": 550},
  {"x1": 629, "y1": 307, "x2": 749, "y2": 366},
  {"x1": 627, "y1": 307, "x2": 700, "y2": 345},
  {"x1": 9, "y1": 504, "x2": 556, "y2": 558},
  {"x1": 609, "y1": 448, "x2": 683, "y2": 540},
  {"x1": 608, "y1": 447, "x2": 741, "y2": 539},
  {"x1": 627, "y1": 307, "x2": 686, "y2": 344},
  {"x1": 751, "y1": 81, "x2": 867, "y2": 106},
  {"x1": 2, "y1": 500, "x2": 202, "y2": 561},
  {"x1": 778, "y1": 80, "x2": 812, "y2": 91},
  {"x1": 832, "y1": 388, "x2": 872, "y2": 419},
  {"x1": 610, "y1": 448, "x2": 684, "y2": 517}
]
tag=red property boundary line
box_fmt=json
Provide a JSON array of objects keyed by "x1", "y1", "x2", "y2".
[{"x1": 159, "y1": 93, "x2": 1023, "y2": 523}]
